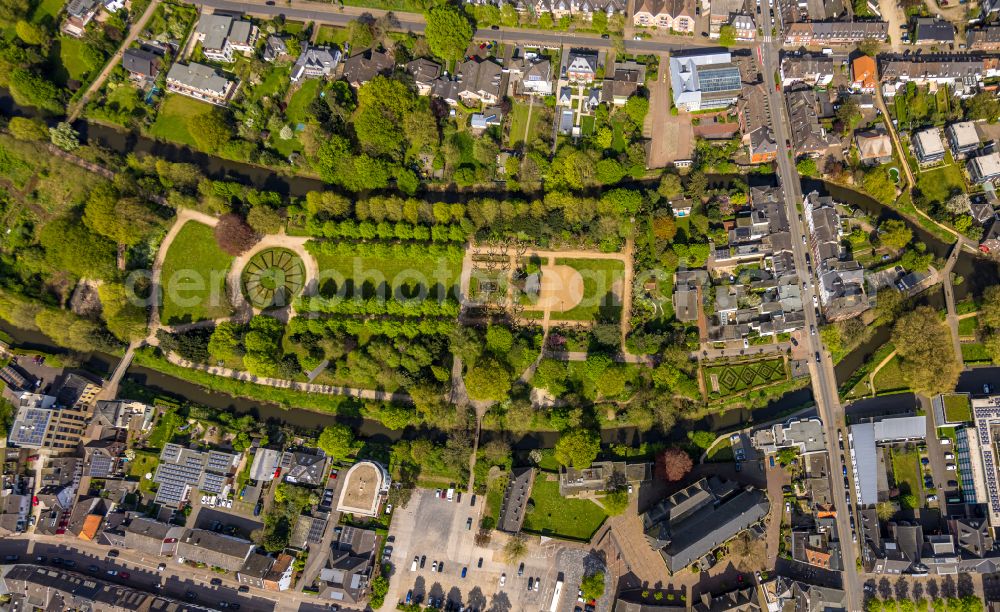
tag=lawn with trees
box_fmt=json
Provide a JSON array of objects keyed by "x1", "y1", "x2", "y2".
[
  {"x1": 158, "y1": 221, "x2": 237, "y2": 325},
  {"x1": 522, "y1": 478, "x2": 608, "y2": 541}
]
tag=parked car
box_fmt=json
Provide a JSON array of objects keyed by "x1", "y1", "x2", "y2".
[
  {"x1": 87, "y1": 565, "x2": 99, "y2": 573},
  {"x1": 926, "y1": 495, "x2": 938, "y2": 502},
  {"x1": 238, "y1": 585, "x2": 250, "y2": 593},
  {"x1": 477, "y1": 557, "x2": 484, "y2": 568},
  {"x1": 107, "y1": 570, "x2": 118, "y2": 576},
  {"x1": 947, "y1": 480, "x2": 959, "y2": 487},
  {"x1": 499, "y1": 573, "x2": 506, "y2": 587},
  {"x1": 158, "y1": 563, "x2": 166, "y2": 571},
  {"x1": 946, "y1": 464, "x2": 956, "y2": 471},
  {"x1": 467, "y1": 517, "x2": 473, "y2": 530},
  {"x1": 211, "y1": 578, "x2": 223, "y2": 586},
  {"x1": 518, "y1": 562, "x2": 524, "y2": 576},
  {"x1": 420, "y1": 555, "x2": 427, "y2": 569},
  {"x1": 527, "y1": 577, "x2": 534, "y2": 590},
  {"x1": 432, "y1": 561, "x2": 438, "y2": 573},
  {"x1": 944, "y1": 453, "x2": 955, "y2": 460},
  {"x1": 385, "y1": 504, "x2": 392, "y2": 515},
  {"x1": 921, "y1": 457, "x2": 929, "y2": 465},
  {"x1": 462, "y1": 567, "x2": 468, "y2": 578}
]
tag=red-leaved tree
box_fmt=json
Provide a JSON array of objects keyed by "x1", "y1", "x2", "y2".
[
  {"x1": 656, "y1": 447, "x2": 693, "y2": 483},
  {"x1": 214, "y1": 214, "x2": 259, "y2": 256}
]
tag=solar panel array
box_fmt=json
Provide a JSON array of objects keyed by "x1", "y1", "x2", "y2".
[
  {"x1": 88, "y1": 453, "x2": 114, "y2": 478},
  {"x1": 153, "y1": 444, "x2": 237, "y2": 506},
  {"x1": 955, "y1": 427, "x2": 979, "y2": 504},
  {"x1": 696, "y1": 66, "x2": 741, "y2": 94},
  {"x1": 10, "y1": 408, "x2": 53, "y2": 448},
  {"x1": 974, "y1": 406, "x2": 1000, "y2": 521}
]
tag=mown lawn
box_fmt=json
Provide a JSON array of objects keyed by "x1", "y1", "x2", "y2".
[
  {"x1": 522, "y1": 477, "x2": 607, "y2": 541},
  {"x1": 958, "y1": 316, "x2": 978, "y2": 337},
  {"x1": 149, "y1": 94, "x2": 214, "y2": 147},
  {"x1": 56, "y1": 37, "x2": 97, "y2": 83},
  {"x1": 507, "y1": 100, "x2": 541, "y2": 147},
  {"x1": 962, "y1": 342, "x2": 994, "y2": 364},
  {"x1": 551, "y1": 258, "x2": 625, "y2": 322},
  {"x1": 309, "y1": 247, "x2": 464, "y2": 302},
  {"x1": 31, "y1": 0, "x2": 64, "y2": 23},
  {"x1": 248, "y1": 65, "x2": 290, "y2": 102},
  {"x1": 872, "y1": 355, "x2": 909, "y2": 394},
  {"x1": 128, "y1": 450, "x2": 160, "y2": 497},
  {"x1": 158, "y1": 221, "x2": 235, "y2": 325},
  {"x1": 891, "y1": 448, "x2": 922, "y2": 501},
  {"x1": 916, "y1": 161, "x2": 966, "y2": 207},
  {"x1": 315, "y1": 25, "x2": 349, "y2": 45},
  {"x1": 286, "y1": 79, "x2": 321, "y2": 125}
]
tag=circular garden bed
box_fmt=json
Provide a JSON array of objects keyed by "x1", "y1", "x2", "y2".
[{"x1": 241, "y1": 248, "x2": 306, "y2": 309}]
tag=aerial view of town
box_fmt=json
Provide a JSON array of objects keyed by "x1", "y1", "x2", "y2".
[{"x1": 2, "y1": 0, "x2": 1000, "y2": 607}]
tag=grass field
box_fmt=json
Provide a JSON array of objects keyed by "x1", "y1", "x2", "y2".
[
  {"x1": 286, "y1": 79, "x2": 321, "y2": 125},
  {"x1": 872, "y1": 355, "x2": 909, "y2": 394},
  {"x1": 942, "y1": 393, "x2": 972, "y2": 423},
  {"x1": 31, "y1": 0, "x2": 63, "y2": 23},
  {"x1": 51, "y1": 37, "x2": 98, "y2": 86},
  {"x1": 128, "y1": 450, "x2": 160, "y2": 496},
  {"x1": 891, "y1": 448, "x2": 922, "y2": 502},
  {"x1": 551, "y1": 258, "x2": 625, "y2": 322},
  {"x1": 916, "y1": 161, "x2": 966, "y2": 206},
  {"x1": 522, "y1": 477, "x2": 607, "y2": 541},
  {"x1": 315, "y1": 25, "x2": 349, "y2": 45},
  {"x1": 507, "y1": 100, "x2": 541, "y2": 147},
  {"x1": 962, "y1": 342, "x2": 994, "y2": 364},
  {"x1": 149, "y1": 94, "x2": 214, "y2": 147},
  {"x1": 146, "y1": 407, "x2": 184, "y2": 449},
  {"x1": 248, "y1": 65, "x2": 290, "y2": 102},
  {"x1": 958, "y1": 316, "x2": 978, "y2": 337},
  {"x1": 158, "y1": 221, "x2": 235, "y2": 325},
  {"x1": 704, "y1": 358, "x2": 787, "y2": 396},
  {"x1": 706, "y1": 438, "x2": 733, "y2": 462},
  {"x1": 311, "y1": 247, "x2": 464, "y2": 301}
]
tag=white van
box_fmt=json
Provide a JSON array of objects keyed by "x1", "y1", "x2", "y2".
[
  {"x1": 447, "y1": 488, "x2": 455, "y2": 501},
  {"x1": 410, "y1": 557, "x2": 418, "y2": 571}
]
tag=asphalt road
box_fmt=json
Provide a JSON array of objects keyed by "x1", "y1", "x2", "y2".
[
  {"x1": 0, "y1": 535, "x2": 346, "y2": 612},
  {"x1": 758, "y1": 0, "x2": 862, "y2": 606},
  {"x1": 193, "y1": 0, "x2": 711, "y2": 53}
]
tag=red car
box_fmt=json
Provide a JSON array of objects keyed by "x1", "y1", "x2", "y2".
[
  {"x1": 32, "y1": 496, "x2": 38, "y2": 507},
  {"x1": 119, "y1": 572, "x2": 130, "y2": 579},
  {"x1": 329, "y1": 469, "x2": 339, "y2": 480}
]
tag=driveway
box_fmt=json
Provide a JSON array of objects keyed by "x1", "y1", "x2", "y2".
[{"x1": 645, "y1": 52, "x2": 693, "y2": 168}]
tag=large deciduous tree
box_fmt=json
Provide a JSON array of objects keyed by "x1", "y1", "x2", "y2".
[
  {"x1": 425, "y1": 5, "x2": 473, "y2": 62},
  {"x1": 878, "y1": 219, "x2": 912, "y2": 251},
  {"x1": 553, "y1": 429, "x2": 600, "y2": 469},
  {"x1": 891, "y1": 305, "x2": 960, "y2": 395},
  {"x1": 655, "y1": 447, "x2": 692, "y2": 482},
  {"x1": 84, "y1": 184, "x2": 159, "y2": 246},
  {"x1": 464, "y1": 358, "x2": 512, "y2": 402},
  {"x1": 214, "y1": 213, "x2": 259, "y2": 256},
  {"x1": 317, "y1": 423, "x2": 356, "y2": 461}
]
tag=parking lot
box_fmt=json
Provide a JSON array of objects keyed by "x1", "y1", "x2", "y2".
[{"x1": 385, "y1": 488, "x2": 598, "y2": 611}]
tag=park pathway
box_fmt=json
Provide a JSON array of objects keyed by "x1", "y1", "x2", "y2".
[
  {"x1": 68, "y1": 0, "x2": 162, "y2": 121},
  {"x1": 941, "y1": 243, "x2": 965, "y2": 367},
  {"x1": 866, "y1": 348, "x2": 899, "y2": 399}
]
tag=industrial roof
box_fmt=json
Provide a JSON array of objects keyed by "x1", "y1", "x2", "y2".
[
  {"x1": 872, "y1": 415, "x2": 926, "y2": 441},
  {"x1": 850, "y1": 422, "x2": 878, "y2": 506}
]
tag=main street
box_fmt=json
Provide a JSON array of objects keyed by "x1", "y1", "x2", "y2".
[
  {"x1": 193, "y1": 0, "x2": 729, "y2": 53},
  {"x1": 758, "y1": 0, "x2": 862, "y2": 608}
]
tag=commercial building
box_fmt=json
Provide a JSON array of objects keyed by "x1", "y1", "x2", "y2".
[
  {"x1": 151, "y1": 443, "x2": 238, "y2": 507},
  {"x1": 165, "y1": 62, "x2": 238, "y2": 106},
  {"x1": 669, "y1": 50, "x2": 743, "y2": 112},
  {"x1": 335, "y1": 460, "x2": 390, "y2": 518},
  {"x1": 752, "y1": 418, "x2": 827, "y2": 455},
  {"x1": 643, "y1": 477, "x2": 769, "y2": 573},
  {"x1": 849, "y1": 415, "x2": 926, "y2": 506},
  {"x1": 176, "y1": 528, "x2": 255, "y2": 572},
  {"x1": 780, "y1": 55, "x2": 834, "y2": 87},
  {"x1": 7, "y1": 374, "x2": 101, "y2": 453}
]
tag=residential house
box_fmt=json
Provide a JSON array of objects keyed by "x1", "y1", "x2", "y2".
[
  {"x1": 602, "y1": 60, "x2": 645, "y2": 106},
  {"x1": 264, "y1": 554, "x2": 295, "y2": 591},
  {"x1": 432, "y1": 58, "x2": 503, "y2": 106},
  {"x1": 913, "y1": 128, "x2": 946, "y2": 164},
  {"x1": 692, "y1": 587, "x2": 761, "y2": 612},
  {"x1": 730, "y1": 14, "x2": 756, "y2": 40},
  {"x1": 762, "y1": 577, "x2": 847, "y2": 610},
  {"x1": 176, "y1": 529, "x2": 255, "y2": 572},
  {"x1": 670, "y1": 50, "x2": 742, "y2": 111},
  {"x1": 803, "y1": 191, "x2": 869, "y2": 320},
  {"x1": 850, "y1": 55, "x2": 878, "y2": 93},
  {"x1": 633, "y1": 0, "x2": 696, "y2": 32},
  {"x1": 470, "y1": 109, "x2": 504, "y2": 131},
  {"x1": 574, "y1": 0, "x2": 626, "y2": 20},
  {"x1": 405, "y1": 58, "x2": 442, "y2": 96},
  {"x1": 124, "y1": 517, "x2": 185, "y2": 556},
  {"x1": 0, "y1": 564, "x2": 185, "y2": 611},
  {"x1": 981, "y1": 218, "x2": 1000, "y2": 256},
  {"x1": 83, "y1": 440, "x2": 122, "y2": 478},
  {"x1": 237, "y1": 554, "x2": 274, "y2": 589},
  {"x1": 947, "y1": 121, "x2": 980, "y2": 159},
  {"x1": 786, "y1": 86, "x2": 834, "y2": 158},
  {"x1": 262, "y1": 36, "x2": 289, "y2": 62},
  {"x1": 780, "y1": 55, "x2": 834, "y2": 87},
  {"x1": 969, "y1": 192, "x2": 998, "y2": 225},
  {"x1": 151, "y1": 443, "x2": 238, "y2": 507},
  {"x1": 642, "y1": 477, "x2": 769, "y2": 573},
  {"x1": 709, "y1": 0, "x2": 749, "y2": 36},
  {"x1": 291, "y1": 44, "x2": 341, "y2": 82},
  {"x1": 672, "y1": 269, "x2": 709, "y2": 322},
  {"x1": 914, "y1": 18, "x2": 955, "y2": 45},
  {"x1": 280, "y1": 450, "x2": 329, "y2": 487},
  {"x1": 738, "y1": 83, "x2": 777, "y2": 164},
  {"x1": 62, "y1": 0, "x2": 100, "y2": 37},
  {"x1": 90, "y1": 400, "x2": 155, "y2": 435},
  {"x1": 558, "y1": 461, "x2": 651, "y2": 497},
  {"x1": 291, "y1": 515, "x2": 329, "y2": 549},
  {"x1": 855, "y1": 130, "x2": 893, "y2": 165},
  {"x1": 194, "y1": 14, "x2": 258, "y2": 63},
  {"x1": 985, "y1": 0, "x2": 1000, "y2": 15},
  {"x1": 165, "y1": 62, "x2": 238, "y2": 106},
  {"x1": 564, "y1": 49, "x2": 599, "y2": 82},
  {"x1": 783, "y1": 21, "x2": 887, "y2": 45},
  {"x1": 342, "y1": 49, "x2": 394, "y2": 88},
  {"x1": 520, "y1": 59, "x2": 554, "y2": 95},
  {"x1": 878, "y1": 55, "x2": 983, "y2": 98},
  {"x1": 0, "y1": 494, "x2": 30, "y2": 536},
  {"x1": 121, "y1": 48, "x2": 161, "y2": 82},
  {"x1": 319, "y1": 526, "x2": 378, "y2": 605},
  {"x1": 968, "y1": 27, "x2": 1000, "y2": 52},
  {"x1": 969, "y1": 152, "x2": 1000, "y2": 184}
]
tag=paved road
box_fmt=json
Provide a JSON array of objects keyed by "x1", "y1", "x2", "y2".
[
  {"x1": 758, "y1": 0, "x2": 862, "y2": 605},
  {"x1": 193, "y1": 0, "x2": 726, "y2": 53}
]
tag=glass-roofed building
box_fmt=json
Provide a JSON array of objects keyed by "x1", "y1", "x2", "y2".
[{"x1": 669, "y1": 50, "x2": 743, "y2": 111}]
